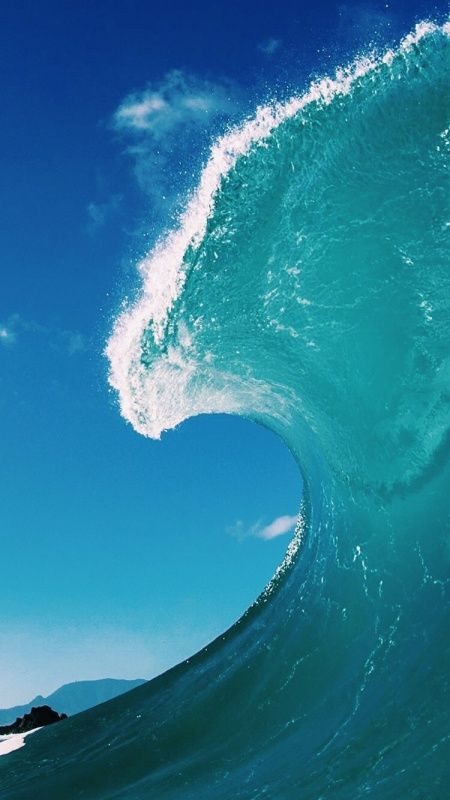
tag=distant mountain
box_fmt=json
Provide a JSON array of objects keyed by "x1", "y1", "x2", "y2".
[{"x1": 0, "y1": 678, "x2": 147, "y2": 725}]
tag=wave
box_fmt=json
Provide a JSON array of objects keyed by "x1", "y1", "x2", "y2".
[{"x1": 2, "y1": 20, "x2": 450, "y2": 799}]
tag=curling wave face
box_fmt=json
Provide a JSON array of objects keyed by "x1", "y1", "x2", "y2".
[{"x1": 2, "y1": 21, "x2": 450, "y2": 800}]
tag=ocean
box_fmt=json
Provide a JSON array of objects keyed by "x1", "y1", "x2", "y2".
[{"x1": 1, "y1": 20, "x2": 449, "y2": 799}]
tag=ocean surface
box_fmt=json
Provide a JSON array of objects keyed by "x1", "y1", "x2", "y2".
[{"x1": 1, "y1": 21, "x2": 449, "y2": 799}]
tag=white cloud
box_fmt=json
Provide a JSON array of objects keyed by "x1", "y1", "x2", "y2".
[
  {"x1": 227, "y1": 513, "x2": 298, "y2": 542},
  {"x1": 258, "y1": 514, "x2": 298, "y2": 540},
  {"x1": 114, "y1": 70, "x2": 234, "y2": 139},
  {"x1": 258, "y1": 38, "x2": 282, "y2": 56},
  {"x1": 116, "y1": 95, "x2": 167, "y2": 130},
  {"x1": 112, "y1": 70, "x2": 240, "y2": 209}
]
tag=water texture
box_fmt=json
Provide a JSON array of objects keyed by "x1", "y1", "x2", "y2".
[{"x1": 1, "y1": 21, "x2": 449, "y2": 799}]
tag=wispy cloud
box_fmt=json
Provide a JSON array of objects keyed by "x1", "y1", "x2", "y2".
[
  {"x1": 258, "y1": 38, "x2": 282, "y2": 56},
  {"x1": 258, "y1": 514, "x2": 299, "y2": 540},
  {"x1": 63, "y1": 330, "x2": 86, "y2": 355},
  {"x1": 87, "y1": 194, "x2": 122, "y2": 232},
  {"x1": 0, "y1": 314, "x2": 87, "y2": 356},
  {"x1": 227, "y1": 513, "x2": 298, "y2": 542},
  {"x1": 114, "y1": 70, "x2": 234, "y2": 138},
  {"x1": 113, "y1": 70, "x2": 240, "y2": 212},
  {"x1": 0, "y1": 325, "x2": 16, "y2": 346}
]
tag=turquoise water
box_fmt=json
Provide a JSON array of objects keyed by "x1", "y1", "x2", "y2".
[{"x1": 1, "y1": 21, "x2": 450, "y2": 799}]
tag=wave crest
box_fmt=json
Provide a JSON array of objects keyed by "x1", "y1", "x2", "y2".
[{"x1": 106, "y1": 21, "x2": 449, "y2": 441}]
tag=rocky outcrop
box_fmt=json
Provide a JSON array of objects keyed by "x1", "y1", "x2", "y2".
[{"x1": 0, "y1": 705, "x2": 67, "y2": 735}]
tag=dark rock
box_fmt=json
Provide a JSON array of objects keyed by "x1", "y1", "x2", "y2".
[{"x1": 0, "y1": 705, "x2": 67, "y2": 735}]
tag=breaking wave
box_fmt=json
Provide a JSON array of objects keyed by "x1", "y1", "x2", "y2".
[{"x1": 2, "y1": 21, "x2": 450, "y2": 800}]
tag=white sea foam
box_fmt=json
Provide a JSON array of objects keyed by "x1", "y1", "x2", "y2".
[
  {"x1": 0, "y1": 727, "x2": 41, "y2": 757},
  {"x1": 106, "y1": 21, "x2": 447, "y2": 439}
]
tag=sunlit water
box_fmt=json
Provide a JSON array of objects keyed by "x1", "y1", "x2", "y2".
[{"x1": 1, "y1": 21, "x2": 449, "y2": 799}]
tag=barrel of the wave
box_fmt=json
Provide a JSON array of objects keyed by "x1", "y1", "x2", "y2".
[
  {"x1": 116, "y1": 24, "x2": 450, "y2": 797},
  {"x1": 1, "y1": 21, "x2": 449, "y2": 800}
]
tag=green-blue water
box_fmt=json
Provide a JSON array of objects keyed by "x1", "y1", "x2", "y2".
[{"x1": 1, "y1": 21, "x2": 449, "y2": 799}]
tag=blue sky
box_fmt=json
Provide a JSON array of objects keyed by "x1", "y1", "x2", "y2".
[{"x1": 0, "y1": 0, "x2": 446, "y2": 707}]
